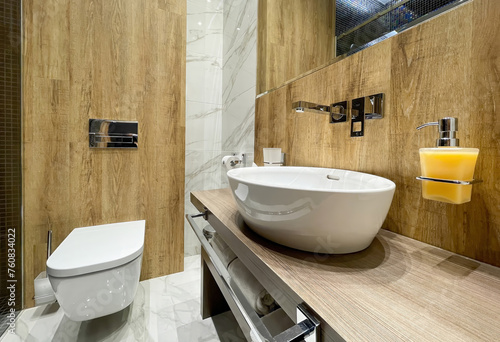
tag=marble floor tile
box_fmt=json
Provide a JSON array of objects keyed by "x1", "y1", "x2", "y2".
[
  {"x1": 177, "y1": 311, "x2": 245, "y2": 342},
  {"x1": 177, "y1": 319, "x2": 220, "y2": 342},
  {"x1": 1, "y1": 255, "x2": 243, "y2": 342}
]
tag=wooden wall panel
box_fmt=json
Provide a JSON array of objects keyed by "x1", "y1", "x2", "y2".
[
  {"x1": 255, "y1": 0, "x2": 500, "y2": 267},
  {"x1": 257, "y1": 0, "x2": 335, "y2": 94},
  {"x1": 23, "y1": 0, "x2": 186, "y2": 307}
]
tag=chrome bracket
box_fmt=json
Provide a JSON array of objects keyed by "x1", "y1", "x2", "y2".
[
  {"x1": 416, "y1": 176, "x2": 483, "y2": 185},
  {"x1": 190, "y1": 209, "x2": 209, "y2": 220},
  {"x1": 273, "y1": 304, "x2": 320, "y2": 342}
]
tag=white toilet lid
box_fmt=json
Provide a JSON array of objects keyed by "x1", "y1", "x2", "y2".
[{"x1": 46, "y1": 220, "x2": 145, "y2": 278}]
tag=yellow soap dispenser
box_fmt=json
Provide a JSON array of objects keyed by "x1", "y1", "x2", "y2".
[{"x1": 416, "y1": 117, "x2": 480, "y2": 204}]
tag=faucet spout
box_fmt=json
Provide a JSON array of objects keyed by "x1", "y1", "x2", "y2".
[
  {"x1": 292, "y1": 101, "x2": 331, "y2": 114},
  {"x1": 292, "y1": 100, "x2": 348, "y2": 123}
]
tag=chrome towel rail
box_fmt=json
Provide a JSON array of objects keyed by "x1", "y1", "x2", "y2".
[{"x1": 186, "y1": 213, "x2": 320, "y2": 342}]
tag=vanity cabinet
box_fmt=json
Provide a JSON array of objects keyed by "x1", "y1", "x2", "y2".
[{"x1": 190, "y1": 188, "x2": 500, "y2": 341}]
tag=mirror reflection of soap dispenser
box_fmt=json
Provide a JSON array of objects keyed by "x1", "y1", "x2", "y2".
[{"x1": 416, "y1": 117, "x2": 481, "y2": 204}]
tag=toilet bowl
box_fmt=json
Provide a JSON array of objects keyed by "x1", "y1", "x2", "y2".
[{"x1": 46, "y1": 220, "x2": 145, "y2": 321}]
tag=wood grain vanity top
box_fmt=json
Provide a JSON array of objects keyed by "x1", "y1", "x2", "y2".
[{"x1": 191, "y1": 188, "x2": 500, "y2": 342}]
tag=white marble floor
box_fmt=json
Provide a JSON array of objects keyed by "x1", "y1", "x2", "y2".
[{"x1": 1, "y1": 255, "x2": 246, "y2": 342}]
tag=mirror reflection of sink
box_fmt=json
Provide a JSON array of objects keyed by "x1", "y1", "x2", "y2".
[{"x1": 227, "y1": 167, "x2": 396, "y2": 254}]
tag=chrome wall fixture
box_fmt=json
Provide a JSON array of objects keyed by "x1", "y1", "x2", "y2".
[
  {"x1": 89, "y1": 119, "x2": 138, "y2": 149},
  {"x1": 292, "y1": 93, "x2": 384, "y2": 136},
  {"x1": 331, "y1": 101, "x2": 348, "y2": 123},
  {"x1": 350, "y1": 93, "x2": 384, "y2": 137}
]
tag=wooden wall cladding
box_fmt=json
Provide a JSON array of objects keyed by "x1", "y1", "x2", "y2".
[
  {"x1": 23, "y1": 0, "x2": 186, "y2": 307},
  {"x1": 255, "y1": 0, "x2": 500, "y2": 267},
  {"x1": 257, "y1": 0, "x2": 335, "y2": 95}
]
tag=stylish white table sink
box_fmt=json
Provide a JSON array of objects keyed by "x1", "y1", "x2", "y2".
[{"x1": 227, "y1": 167, "x2": 396, "y2": 254}]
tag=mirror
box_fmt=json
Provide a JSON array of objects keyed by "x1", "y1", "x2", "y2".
[
  {"x1": 257, "y1": 0, "x2": 468, "y2": 95},
  {"x1": 336, "y1": 0, "x2": 466, "y2": 56}
]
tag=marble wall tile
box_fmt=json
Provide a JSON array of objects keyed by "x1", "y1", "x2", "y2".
[
  {"x1": 186, "y1": 101, "x2": 222, "y2": 152},
  {"x1": 223, "y1": 0, "x2": 258, "y2": 56},
  {"x1": 188, "y1": 0, "x2": 224, "y2": 14},
  {"x1": 185, "y1": 0, "x2": 224, "y2": 257},
  {"x1": 222, "y1": 0, "x2": 257, "y2": 155},
  {"x1": 186, "y1": 53, "x2": 223, "y2": 104},
  {"x1": 222, "y1": 55, "x2": 257, "y2": 105},
  {"x1": 187, "y1": 1, "x2": 223, "y2": 59},
  {"x1": 222, "y1": 86, "x2": 256, "y2": 152},
  {"x1": 185, "y1": 0, "x2": 257, "y2": 257},
  {"x1": 222, "y1": 12, "x2": 257, "y2": 72}
]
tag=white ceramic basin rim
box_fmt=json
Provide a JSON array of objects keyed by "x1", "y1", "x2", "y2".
[
  {"x1": 227, "y1": 167, "x2": 396, "y2": 254},
  {"x1": 228, "y1": 167, "x2": 394, "y2": 193}
]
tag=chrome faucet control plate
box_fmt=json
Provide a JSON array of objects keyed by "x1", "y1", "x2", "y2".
[{"x1": 350, "y1": 93, "x2": 384, "y2": 137}]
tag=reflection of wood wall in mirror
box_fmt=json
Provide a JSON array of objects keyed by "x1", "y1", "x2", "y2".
[
  {"x1": 255, "y1": 0, "x2": 500, "y2": 268},
  {"x1": 257, "y1": 0, "x2": 335, "y2": 94}
]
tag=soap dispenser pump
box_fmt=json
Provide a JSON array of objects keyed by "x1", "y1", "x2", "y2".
[
  {"x1": 416, "y1": 117, "x2": 480, "y2": 204},
  {"x1": 416, "y1": 117, "x2": 459, "y2": 146}
]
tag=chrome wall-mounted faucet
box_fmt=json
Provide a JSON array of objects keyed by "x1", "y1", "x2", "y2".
[
  {"x1": 292, "y1": 93, "x2": 383, "y2": 133},
  {"x1": 292, "y1": 101, "x2": 347, "y2": 123}
]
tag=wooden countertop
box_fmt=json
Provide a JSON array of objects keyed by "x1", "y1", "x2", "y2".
[{"x1": 191, "y1": 188, "x2": 500, "y2": 342}]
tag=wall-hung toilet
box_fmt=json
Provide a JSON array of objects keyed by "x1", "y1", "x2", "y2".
[{"x1": 46, "y1": 220, "x2": 145, "y2": 321}]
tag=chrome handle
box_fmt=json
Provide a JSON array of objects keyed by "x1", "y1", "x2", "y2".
[{"x1": 47, "y1": 230, "x2": 52, "y2": 260}]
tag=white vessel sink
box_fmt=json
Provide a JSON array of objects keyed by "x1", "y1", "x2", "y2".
[{"x1": 227, "y1": 167, "x2": 396, "y2": 254}]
